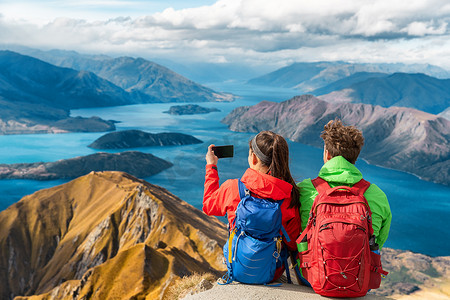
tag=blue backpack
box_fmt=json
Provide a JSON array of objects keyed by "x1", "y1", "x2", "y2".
[{"x1": 222, "y1": 179, "x2": 291, "y2": 285}]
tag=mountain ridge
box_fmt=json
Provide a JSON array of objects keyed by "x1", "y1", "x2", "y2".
[
  {"x1": 6, "y1": 48, "x2": 233, "y2": 103},
  {"x1": 0, "y1": 50, "x2": 138, "y2": 109},
  {"x1": 318, "y1": 73, "x2": 450, "y2": 114},
  {"x1": 248, "y1": 61, "x2": 450, "y2": 92},
  {"x1": 311, "y1": 71, "x2": 388, "y2": 95},
  {"x1": 0, "y1": 51, "x2": 128, "y2": 134}
]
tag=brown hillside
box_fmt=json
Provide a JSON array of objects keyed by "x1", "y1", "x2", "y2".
[{"x1": 0, "y1": 171, "x2": 227, "y2": 300}]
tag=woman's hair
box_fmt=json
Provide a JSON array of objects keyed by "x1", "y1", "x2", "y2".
[
  {"x1": 249, "y1": 131, "x2": 300, "y2": 208},
  {"x1": 320, "y1": 119, "x2": 364, "y2": 164}
]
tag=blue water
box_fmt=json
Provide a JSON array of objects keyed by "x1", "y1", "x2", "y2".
[{"x1": 0, "y1": 82, "x2": 449, "y2": 257}]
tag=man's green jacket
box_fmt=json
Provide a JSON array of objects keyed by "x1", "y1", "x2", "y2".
[{"x1": 297, "y1": 156, "x2": 392, "y2": 248}]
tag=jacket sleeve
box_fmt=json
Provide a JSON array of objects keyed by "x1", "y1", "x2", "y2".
[
  {"x1": 203, "y1": 164, "x2": 236, "y2": 218},
  {"x1": 297, "y1": 179, "x2": 318, "y2": 231},
  {"x1": 364, "y1": 184, "x2": 392, "y2": 249}
]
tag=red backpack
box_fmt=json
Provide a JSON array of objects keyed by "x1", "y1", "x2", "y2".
[{"x1": 296, "y1": 177, "x2": 388, "y2": 297}]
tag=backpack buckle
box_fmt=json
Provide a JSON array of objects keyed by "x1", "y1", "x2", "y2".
[
  {"x1": 273, "y1": 251, "x2": 280, "y2": 261},
  {"x1": 276, "y1": 237, "x2": 282, "y2": 253}
]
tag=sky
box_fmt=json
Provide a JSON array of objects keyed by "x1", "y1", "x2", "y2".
[{"x1": 1, "y1": 0, "x2": 450, "y2": 71}]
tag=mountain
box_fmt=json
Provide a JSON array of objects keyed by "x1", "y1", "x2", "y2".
[
  {"x1": 88, "y1": 130, "x2": 203, "y2": 149},
  {"x1": 248, "y1": 62, "x2": 450, "y2": 93},
  {"x1": 439, "y1": 107, "x2": 450, "y2": 120},
  {"x1": 6, "y1": 45, "x2": 267, "y2": 86},
  {"x1": 0, "y1": 49, "x2": 233, "y2": 134},
  {"x1": 163, "y1": 104, "x2": 220, "y2": 115},
  {"x1": 0, "y1": 51, "x2": 140, "y2": 109},
  {"x1": 311, "y1": 72, "x2": 388, "y2": 95},
  {"x1": 318, "y1": 73, "x2": 450, "y2": 114},
  {"x1": 0, "y1": 51, "x2": 133, "y2": 134},
  {"x1": 248, "y1": 62, "x2": 332, "y2": 89},
  {"x1": 222, "y1": 95, "x2": 450, "y2": 186},
  {"x1": 0, "y1": 171, "x2": 227, "y2": 299},
  {"x1": 0, "y1": 151, "x2": 173, "y2": 180},
  {"x1": 8, "y1": 48, "x2": 233, "y2": 103}
]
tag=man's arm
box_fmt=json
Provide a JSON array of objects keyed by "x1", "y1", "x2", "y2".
[
  {"x1": 364, "y1": 184, "x2": 392, "y2": 249},
  {"x1": 297, "y1": 178, "x2": 318, "y2": 231}
]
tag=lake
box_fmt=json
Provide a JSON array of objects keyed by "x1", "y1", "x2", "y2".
[{"x1": 0, "y1": 81, "x2": 449, "y2": 257}]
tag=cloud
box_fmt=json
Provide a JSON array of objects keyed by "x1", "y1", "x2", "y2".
[
  {"x1": 404, "y1": 21, "x2": 448, "y2": 36},
  {"x1": 0, "y1": 0, "x2": 449, "y2": 69}
]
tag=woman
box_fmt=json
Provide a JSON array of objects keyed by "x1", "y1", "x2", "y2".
[{"x1": 203, "y1": 131, "x2": 301, "y2": 282}]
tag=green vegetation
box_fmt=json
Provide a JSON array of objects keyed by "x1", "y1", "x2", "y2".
[
  {"x1": 422, "y1": 265, "x2": 440, "y2": 278},
  {"x1": 386, "y1": 266, "x2": 421, "y2": 285}
]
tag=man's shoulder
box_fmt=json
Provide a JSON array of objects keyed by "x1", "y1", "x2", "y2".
[
  {"x1": 358, "y1": 179, "x2": 391, "y2": 218},
  {"x1": 298, "y1": 178, "x2": 318, "y2": 206},
  {"x1": 364, "y1": 180, "x2": 387, "y2": 196},
  {"x1": 298, "y1": 178, "x2": 313, "y2": 188}
]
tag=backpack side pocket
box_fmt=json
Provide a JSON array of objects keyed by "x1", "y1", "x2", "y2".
[{"x1": 369, "y1": 251, "x2": 388, "y2": 289}]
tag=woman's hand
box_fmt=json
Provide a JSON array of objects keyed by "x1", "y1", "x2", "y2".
[{"x1": 206, "y1": 144, "x2": 218, "y2": 165}]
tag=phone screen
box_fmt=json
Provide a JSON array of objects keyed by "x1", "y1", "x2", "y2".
[{"x1": 212, "y1": 145, "x2": 234, "y2": 158}]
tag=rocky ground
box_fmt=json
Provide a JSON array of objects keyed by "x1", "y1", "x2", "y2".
[{"x1": 179, "y1": 247, "x2": 450, "y2": 300}]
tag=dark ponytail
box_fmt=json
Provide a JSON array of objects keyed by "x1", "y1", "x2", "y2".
[{"x1": 249, "y1": 131, "x2": 300, "y2": 208}]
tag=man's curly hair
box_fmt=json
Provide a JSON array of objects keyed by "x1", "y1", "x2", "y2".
[{"x1": 320, "y1": 119, "x2": 364, "y2": 164}]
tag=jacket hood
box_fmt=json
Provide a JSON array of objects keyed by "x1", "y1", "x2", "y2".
[
  {"x1": 241, "y1": 168, "x2": 292, "y2": 201},
  {"x1": 318, "y1": 156, "x2": 363, "y2": 184}
]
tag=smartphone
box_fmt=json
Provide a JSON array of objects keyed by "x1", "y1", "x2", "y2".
[{"x1": 212, "y1": 145, "x2": 234, "y2": 158}]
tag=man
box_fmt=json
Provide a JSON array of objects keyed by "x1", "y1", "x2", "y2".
[{"x1": 298, "y1": 118, "x2": 391, "y2": 252}]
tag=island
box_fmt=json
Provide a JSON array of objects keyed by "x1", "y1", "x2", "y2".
[
  {"x1": 0, "y1": 151, "x2": 173, "y2": 180},
  {"x1": 88, "y1": 130, "x2": 203, "y2": 149},
  {"x1": 163, "y1": 104, "x2": 220, "y2": 115}
]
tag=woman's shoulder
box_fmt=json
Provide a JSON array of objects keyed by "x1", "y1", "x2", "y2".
[
  {"x1": 221, "y1": 178, "x2": 239, "y2": 191},
  {"x1": 223, "y1": 178, "x2": 238, "y2": 184}
]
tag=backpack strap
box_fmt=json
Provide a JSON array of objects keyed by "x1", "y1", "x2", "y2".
[
  {"x1": 295, "y1": 178, "x2": 322, "y2": 244},
  {"x1": 280, "y1": 248, "x2": 292, "y2": 284},
  {"x1": 295, "y1": 177, "x2": 328, "y2": 243},
  {"x1": 238, "y1": 178, "x2": 250, "y2": 200},
  {"x1": 311, "y1": 177, "x2": 330, "y2": 195},
  {"x1": 352, "y1": 178, "x2": 375, "y2": 236},
  {"x1": 281, "y1": 225, "x2": 290, "y2": 243},
  {"x1": 351, "y1": 178, "x2": 371, "y2": 196},
  {"x1": 296, "y1": 221, "x2": 311, "y2": 244},
  {"x1": 351, "y1": 178, "x2": 373, "y2": 213}
]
